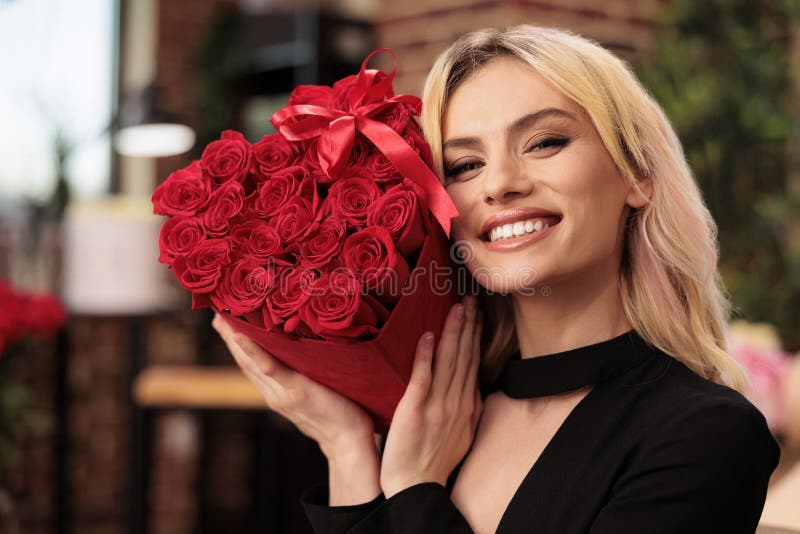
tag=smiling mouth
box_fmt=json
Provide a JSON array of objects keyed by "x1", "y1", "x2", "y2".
[{"x1": 480, "y1": 216, "x2": 562, "y2": 242}]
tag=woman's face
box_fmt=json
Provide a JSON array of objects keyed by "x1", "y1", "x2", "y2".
[{"x1": 442, "y1": 57, "x2": 646, "y2": 295}]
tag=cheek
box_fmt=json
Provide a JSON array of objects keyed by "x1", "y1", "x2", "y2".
[{"x1": 445, "y1": 186, "x2": 476, "y2": 240}]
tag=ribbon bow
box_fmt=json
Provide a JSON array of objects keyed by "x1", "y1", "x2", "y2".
[{"x1": 270, "y1": 48, "x2": 459, "y2": 237}]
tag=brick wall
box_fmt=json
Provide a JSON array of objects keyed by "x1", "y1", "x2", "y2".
[
  {"x1": 2, "y1": 338, "x2": 58, "y2": 534},
  {"x1": 374, "y1": 0, "x2": 664, "y2": 95},
  {"x1": 61, "y1": 310, "x2": 209, "y2": 534},
  {"x1": 154, "y1": 0, "x2": 239, "y2": 183},
  {"x1": 67, "y1": 317, "x2": 130, "y2": 534}
]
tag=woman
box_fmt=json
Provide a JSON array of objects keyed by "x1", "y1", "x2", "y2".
[{"x1": 212, "y1": 25, "x2": 780, "y2": 533}]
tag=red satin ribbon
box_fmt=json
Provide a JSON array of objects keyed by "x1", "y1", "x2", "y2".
[{"x1": 270, "y1": 48, "x2": 459, "y2": 237}]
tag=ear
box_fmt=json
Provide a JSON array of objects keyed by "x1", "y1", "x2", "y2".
[{"x1": 625, "y1": 176, "x2": 651, "y2": 209}]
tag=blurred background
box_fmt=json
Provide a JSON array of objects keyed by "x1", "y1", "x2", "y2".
[{"x1": 1, "y1": 0, "x2": 800, "y2": 533}]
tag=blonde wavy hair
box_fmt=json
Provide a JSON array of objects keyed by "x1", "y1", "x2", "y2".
[{"x1": 420, "y1": 25, "x2": 751, "y2": 394}]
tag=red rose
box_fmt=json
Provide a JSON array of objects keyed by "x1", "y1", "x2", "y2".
[
  {"x1": 366, "y1": 181, "x2": 427, "y2": 256},
  {"x1": 171, "y1": 238, "x2": 231, "y2": 293},
  {"x1": 158, "y1": 215, "x2": 206, "y2": 264},
  {"x1": 332, "y1": 71, "x2": 393, "y2": 111},
  {"x1": 373, "y1": 102, "x2": 413, "y2": 133},
  {"x1": 201, "y1": 130, "x2": 252, "y2": 184},
  {"x1": 211, "y1": 259, "x2": 276, "y2": 316},
  {"x1": 230, "y1": 220, "x2": 285, "y2": 263},
  {"x1": 299, "y1": 271, "x2": 380, "y2": 340},
  {"x1": 152, "y1": 161, "x2": 211, "y2": 216},
  {"x1": 342, "y1": 227, "x2": 410, "y2": 303},
  {"x1": 252, "y1": 166, "x2": 307, "y2": 218},
  {"x1": 0, "y1": 280, "x2": 66, "y2": 352},
  {"x1": 323, "y1": 172, "x2": 381, "y2": 227},
  {"x1": 251, "y1": 133, "x2": 300, "y2": 181},
  {"x1": 203, "y1": 180, "x2": 245, "y2": 238},
  {"x1": 288, "y1": 85, "x2": 333, "y2": 107},
  {"x1": 273, "y1": 196, "x2": 316, "y2": 244},
  {"x1": 265, "y1": 266, "x2": 321, "y2": 331},
  {"x1": 299, "y1": 217, "x2": 346, "y2": 267},
  {"x1": 28, "y1": 294, "x2": 66, "y2": 336},
  {"x1": 403, "y1": 124, "x2": 433, "y2": 168},
  {"x1": 13, "y1": 291, "x2": 66, "y2": 338},
  {"x1": 363, "y1": 152, "x2": 400, "y2": 183}
]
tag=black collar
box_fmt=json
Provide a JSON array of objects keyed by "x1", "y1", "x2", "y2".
[{"x1": 497, "y1": 329, "x2": 657, "y2": 398}]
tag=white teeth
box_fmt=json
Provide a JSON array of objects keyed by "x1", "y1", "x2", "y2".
[{"x1": 486, "y1": 218, "x2": 555, "y2": 243}]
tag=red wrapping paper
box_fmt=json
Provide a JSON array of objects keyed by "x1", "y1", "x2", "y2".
[
  {"x1": 154, "y1": 48, "x2": 461, "y2": 433},
  {"x1": 221, "y1": 221, "x2": 458, "y2": 432}
]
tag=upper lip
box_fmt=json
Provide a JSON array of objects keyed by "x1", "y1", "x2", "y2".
[{"x1": 479, "y1": 207, "x2": 562, "y2": 238}]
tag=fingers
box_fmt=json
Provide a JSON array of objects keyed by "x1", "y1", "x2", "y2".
[
  {"x1": 430, "y1": 300, "x2": 466, "y2": 402},
  {"x1": 212, "y1": 314, "x2": 291, "y2": 390},
  {"x1": 400, "y1": 332, "x2": 435, "y2": 407},
  {"x1": 449, "y1": 296, "x2": 477, "y2": 400},
  {"x1": 233, "y1": 332, "x2": 288, "y2": 378},
  {"x1": 462, "y1": 310, "x2": 483, "y2": 405}
]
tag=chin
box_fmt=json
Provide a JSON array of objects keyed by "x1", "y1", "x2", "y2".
[{"x1": 464, "y1": 253, "x2": 548, "y2": 295}]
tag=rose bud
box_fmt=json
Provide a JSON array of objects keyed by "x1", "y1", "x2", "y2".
[
  {"x1": 158, "y1": 215, "x2": 206, "y2": 264},
  {"x1": 252, "y1": 166, "x2": 307, "y2": 218},
  {"x1": 203, "y1": 180, "x2": 245, "y2": 238},
  {"x1": 322, "y1": 172, "x2": 381, "y2": 228},
  {"x1": 363, "y1": 151, "x2": 400, "y2": 183},
  {"x1": 273, "y1": 196, "x2": 316, "y2": 244},
  {"x1": 251, "y1": 133, "x2": 301, "y2": 181},
  {"x1": 152, "y1": 161, "x2": 211, "y2": 216},
  {"x1": 171, "y1": 238, "x2": 231, "y2": 295},
  {"x1": 373, "y1": 101, "x2": 413, "y2": 133},
  {"x1": 265, "y1": 265, "x2": 322, "y2": 331},
  {"x1": 402, "y1": 123, "x2": 434, "y2": 168},
  {"x1": 367, "y1": 181, "x2": 428, "y2": 256},
  {"x1": 200, "y1": 130, "x2": 252, "y2": 184},
  {"x1": 211, "y1": 259, "x2": 276, "y2": 316},
  {"x1": 299, "y1": 271, "x2": 380, "y2": 340},
  {"x1": 230, "y1": 220, "x2": 287, "y2": 263},
  {"x1": 342, "y1": 227, "x2": 410, "y2": 303},
  {"x1": 299, "y1": 217, "x2": 347, "y2": 268}
]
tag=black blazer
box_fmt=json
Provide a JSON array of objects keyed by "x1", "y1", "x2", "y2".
[{"x1": 302, "y1": 344, "x2": 780, "y2": 533}]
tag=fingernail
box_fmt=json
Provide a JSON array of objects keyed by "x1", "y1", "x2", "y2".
[
  {"x1": 455, "y1": 304, "x2": 464, "y2": 320},
  {"x1": 423, "y1": 332, "x2": 434, "y2": 346}
]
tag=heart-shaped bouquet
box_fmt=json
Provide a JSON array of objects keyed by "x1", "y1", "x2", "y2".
[{"x1": 152, "y1": 49, "x2": 460, "y2": 431}]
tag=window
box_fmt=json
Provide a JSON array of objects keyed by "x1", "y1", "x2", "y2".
[{"x1": 0, "y1": 0, "x2": 116, "y2": 200}]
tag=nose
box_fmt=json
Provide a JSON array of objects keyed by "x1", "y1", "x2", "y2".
[{"x1": 483, "y1": 156, "x2": 533, "y2": 204}]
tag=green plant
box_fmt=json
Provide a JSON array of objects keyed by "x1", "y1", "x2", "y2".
[
  {"x1": 0, "y1": 346, "x2": 52, "y2": 482},
  {"x1": 637, "y1": 0, "x2": 800, "y2": 350}
]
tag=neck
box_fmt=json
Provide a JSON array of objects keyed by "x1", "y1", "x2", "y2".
[{"x1": 511, "y1": 260, "x2": 632, "y2": 359}]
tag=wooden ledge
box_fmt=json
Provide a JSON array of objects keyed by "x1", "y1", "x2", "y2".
[{"x1": 133, "y1": 365, "x2": 268, "y2": 409}]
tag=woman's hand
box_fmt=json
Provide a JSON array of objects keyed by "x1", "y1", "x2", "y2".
[
  {"x1": 212, "y1": 313, "x2": 380, "y2": 505},
  {"x1": 379, "y1": 295, "x2": 484, "y2": 498}
]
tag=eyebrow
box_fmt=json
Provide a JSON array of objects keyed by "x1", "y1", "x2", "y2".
[{"x1": 442, "y1": 108, "x2": 577, "y2": 151}]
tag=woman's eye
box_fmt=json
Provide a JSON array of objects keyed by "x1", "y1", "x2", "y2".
[
  {"x1": 444, "y1": 160, "x2": 483, "y2": 181},
  {"x1": 527, "y1": 137, "x2": 570, "y2": 152}
]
